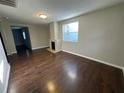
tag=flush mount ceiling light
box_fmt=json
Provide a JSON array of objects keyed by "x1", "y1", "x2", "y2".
[{"x1": 39, "y1": 14, "x2": 47, "y2": 19}]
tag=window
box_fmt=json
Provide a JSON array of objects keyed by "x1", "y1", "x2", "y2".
[
  {"x1": 23, "y1": 31, "x2": 26, "y2": 40},
  {"x1": 63, "y1": 21, "x2": 79, "y2": 42}
]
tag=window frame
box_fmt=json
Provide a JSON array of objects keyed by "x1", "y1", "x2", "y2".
[{"x1": 62, "y1": 21, "x2": 79, "y2": 42}]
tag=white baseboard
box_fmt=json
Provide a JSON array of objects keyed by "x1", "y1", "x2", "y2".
[
  {"x1": 32, "y1": 46, "x2": 49, "y2": 50},
  {"x1": 7, "y1": 51, "x2": 17, "y2": 56},
  {"x1": 62, "y1": 50, "x2": 124, "y2": 76},
  {"x1": 7, "y1": 46, "x2": 49, "y2": 55},
  {"x1": 3, "y1": 65, "x2": 10, "y2": 93}
]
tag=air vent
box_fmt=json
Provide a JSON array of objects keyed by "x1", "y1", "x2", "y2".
[{"x1": 0, "y1": 0, "x2": 16, "y2": 7}]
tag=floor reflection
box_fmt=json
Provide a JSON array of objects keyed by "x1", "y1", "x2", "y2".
[
  {"x1": 8, "y1": 84, "x2": 17, "y2": 93},
  {"x1": 47, "y1": 81, "x2": 55, "y2": 93},
  {"x1": 63, "y1": 62, "x2": 77, "y2": 80}
]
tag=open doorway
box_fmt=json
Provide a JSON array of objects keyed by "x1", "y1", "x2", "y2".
[{"x1": 11, "y1": 26, "x2": 32, "y2": 55}]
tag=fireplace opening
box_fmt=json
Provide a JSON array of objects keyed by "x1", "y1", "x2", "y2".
[{"x1": 51, "y1": 41, "x2": 55, "y2": 50}]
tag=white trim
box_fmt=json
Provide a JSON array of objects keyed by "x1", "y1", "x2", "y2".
[
  {"x1": 3, "y1": 65, "x2": 10, "y2": 93},
  {"x1": 32, "y1": 46, "x2": 49, "y2": 50},
  {"x1": 7, "y1": 46, "x2": 49, "y2": 55},
  {"x1": 62, "y1": 50, "x2": 124, "y2": 76},
  {"x1": 7, "y1": 51, "x2": 17, "y2": 56},
  {"x1": 47, "y1": 48, "x2": 61, "y2": 53}
]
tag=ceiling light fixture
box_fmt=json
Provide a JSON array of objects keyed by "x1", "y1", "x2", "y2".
[{"x1": 39, "y1": 14, "x2": 47, "y2": 19}]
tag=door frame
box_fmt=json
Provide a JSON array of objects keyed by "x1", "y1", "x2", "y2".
[
  {"x1": 11, "y1": 26, "x2": 32, "y2": 51},
  {"x1": 0, "y1": 33, "x2": 9, "y2": 63}
]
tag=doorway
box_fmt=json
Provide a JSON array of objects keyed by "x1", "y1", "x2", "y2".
[{"x1": 11, "y1": 26, "x2": 32, "y2": 55}]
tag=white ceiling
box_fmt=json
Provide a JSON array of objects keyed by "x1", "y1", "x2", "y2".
[{"x1": 0, "y1": 0, "x2": 124, "y2": 24}]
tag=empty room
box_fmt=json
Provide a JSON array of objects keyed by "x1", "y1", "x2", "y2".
[{"x1": 0, "y1": 0, "x2": 124, "y2": 93}]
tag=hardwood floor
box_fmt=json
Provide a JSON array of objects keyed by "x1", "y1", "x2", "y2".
[{"x1": 7, "y1": 48, "x2": 124, "y2": 93}]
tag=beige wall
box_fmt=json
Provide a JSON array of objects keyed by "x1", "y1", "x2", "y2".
[
  {"x1": 59, "y1": 4, "x2": 124, "y2": 67},
  {"x1": 28, "y1": 25, "x2": 49, "y2": 49},
  {"x1": 0, "y1": 20, "x2": 50, "y2": 55}
]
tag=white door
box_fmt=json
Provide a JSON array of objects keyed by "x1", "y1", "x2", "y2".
[{"x1": 0, "y1": 38, "x2": 10, "y2": 93}]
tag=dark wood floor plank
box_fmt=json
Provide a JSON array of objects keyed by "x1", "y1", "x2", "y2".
[{"x1": 7, "y1": 49, "x2": 124, "y2": 93}]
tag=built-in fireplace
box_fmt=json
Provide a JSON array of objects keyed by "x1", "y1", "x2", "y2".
[
  {"x1": 47, "y1": 22, "x2": 61, "y2": 53},
  {"x1": 47, "y1": 40, "x2": 61, "y2": 53},
  {"x1": 51, "y1": 41, "x2": 55, "y2": 50}
]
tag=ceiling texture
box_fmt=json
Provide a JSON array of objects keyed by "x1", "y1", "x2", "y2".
[{"x1": 0, "y1": 0, "x2": 124, "y2": 24}]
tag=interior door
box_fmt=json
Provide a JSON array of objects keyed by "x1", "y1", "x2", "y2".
[{"x1": 0, "y1": 37, "x2": 10, "y2": 93}]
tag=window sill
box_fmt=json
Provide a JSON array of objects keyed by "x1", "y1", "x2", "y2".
[{"x1": 63, "y1": 41, "x2": 78, "y2": 43}]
